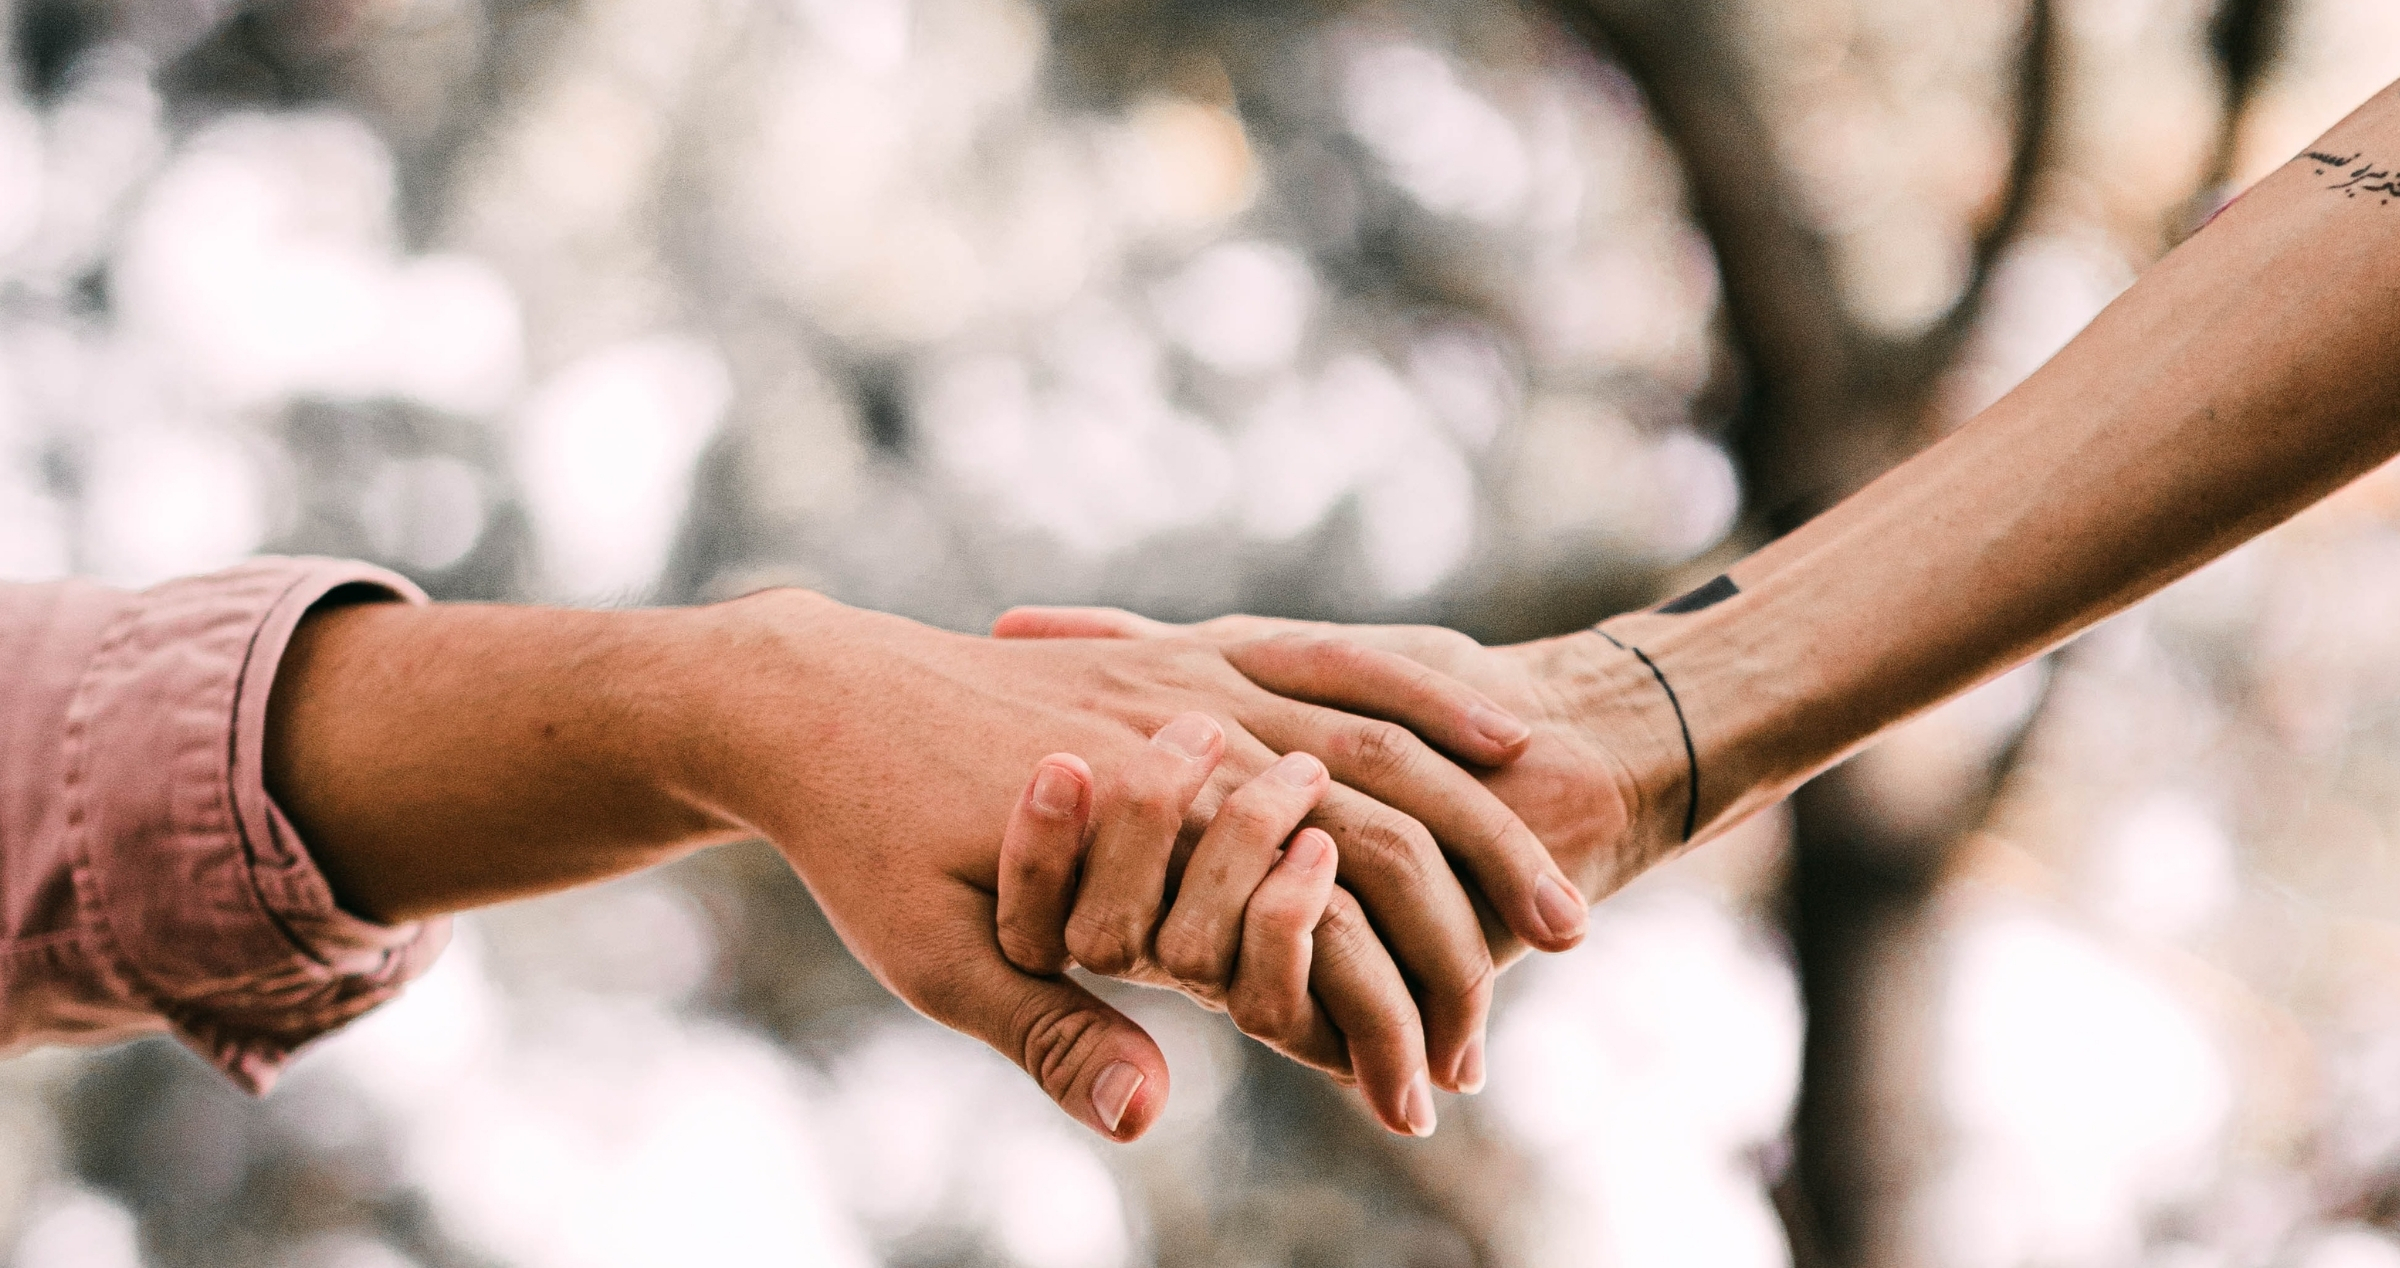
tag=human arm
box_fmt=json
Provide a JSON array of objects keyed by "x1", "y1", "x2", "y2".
[
  {"x1": 999, "y1": 79, "x2": 2400, "y2": 905},
  {"x1": 0, "y1": 560, "x2": 445, "y2": 1091},
  {"x1": 261, "y1": 586, "x2": 1579, "y2": 1119}
]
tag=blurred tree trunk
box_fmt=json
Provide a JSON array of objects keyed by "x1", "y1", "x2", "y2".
[{"x1": 1522, "y1": 0, "x2": 2286, "y2": 1262}]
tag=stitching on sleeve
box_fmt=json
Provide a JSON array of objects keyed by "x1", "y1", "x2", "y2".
[
  {"x1": 57, "y1": 594, "x2": 173, "y2": 1025},
  {"x1": 224, "y1": 569, "x2": 358, "y2": 970}
]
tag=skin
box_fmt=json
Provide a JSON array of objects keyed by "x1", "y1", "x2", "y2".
[
  {"x1": 995, "y1": 726, "x2": 1370, "y2": 1137},
  {"x1": 264, "y1": 588, "x2": 1586, "y2": 1139},
  {"x1": 259, "y1": 76, "x2": 2400, "y2": 1154},
  {"x1": 998, "y1": 81, "x2": 2400, "y2": 919},
  {"x1": 995, "y1": 612, "x2": 1666, "y2": 926}
]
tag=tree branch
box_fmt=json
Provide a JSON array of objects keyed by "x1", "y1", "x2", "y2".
[
  {"x1": 1891, "y1": 0, "x2": 2057, "y2": 389},
  {"x1": 1546, "y1": 0, "x2": 1860, "y2": 530},
  {"x1": 2184, "y1": 0, "x2": 2292, "y2": 236}
]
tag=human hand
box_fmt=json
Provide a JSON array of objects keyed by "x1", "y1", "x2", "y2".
[
  {"x1": 992, "y1": 719, "x2": 1417, "y2": 1139},
  {"x1": 682, "y1": 592, "x2": 1589, "y2": 1131},
  {"x1": 990, "y1": 608, "x2": 1696, "y2": 953}
]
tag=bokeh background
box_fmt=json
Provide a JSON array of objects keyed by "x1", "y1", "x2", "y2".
[{"x1": 3, "y1": 0, "x2": 2400, "y2": 1264}]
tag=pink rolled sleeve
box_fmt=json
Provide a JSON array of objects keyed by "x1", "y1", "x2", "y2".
[{"x1": 0, "y1": 556, "x2": 448, "y2": 1093}]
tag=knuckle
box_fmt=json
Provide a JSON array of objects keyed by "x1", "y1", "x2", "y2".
[
  {"x1": 997, "y1": 925, "x2": 1059, "y2": 975},
  {"x1": 1230, "y1": 990, "x2": 1303, "y2": 1043},
  {"x1": 1247, "y1": 880, "x2": 1321, "y2": 945},
  {"x1": 1241, "y1": 886, "x2": 1304, "y2": 936},
  {"x1": 1065, "y1": 914, "x2": 1146, "y2": 977},
  {"x1": 1317, "y1": 886, "x2": 1367, "y2": 934},
  {"x1": 1153, "y1": 918, "x2": 1227, "y2": 990},
  {"x1": 1307, "y1": 890, "x2": 1376, "y2": 972},
  {"x1": 1339, "y1": 807, "x2": 1440, "y2": 887},
  {"x1": 1012, "y1": 995, "x2": 1110, "y2": 1104},
  {"x1": 1341, "y1": 720, "x2": 1419, "y2": 782}
]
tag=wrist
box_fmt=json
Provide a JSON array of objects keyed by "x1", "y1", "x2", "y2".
[
  {"x1": 656, "y1": 588, "x2": 842, "y2": 839},
  {"x1": 1516, "y1": 629, "x2": 1696, "y2": 884},
  {"x1": 661, "y1": 587, "x2": 949, "y2": 871},
  {"x1": 1596, "y1": 594, "x2": 1826, "y2": 847}
]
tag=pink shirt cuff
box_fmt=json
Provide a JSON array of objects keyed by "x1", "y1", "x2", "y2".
[{"x1": 4, "y1": 557, "x2": 448, "y2": 1092}]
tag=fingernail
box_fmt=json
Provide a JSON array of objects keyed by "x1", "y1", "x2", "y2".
[
  {"x1": 1268, "y1": 751, "x2": 1324, "y2": 788},
  {"x1": 1403, "y1": 1071, "x2": 1437, "y2": 1138},
  {"x1": 1152, "y1": 713, "x2": 1221, "y2": 761},
  {"x1": 1456, "y1": 1037, "x2": 1486, "y2": 1095},
  {"x1": 1031, "y1": 763, "x2": 1082, "y2": 817},
  {"x1": 1284, "y1": 828, "x2": 1330, "y2": 872},
  {"x1": 1535, "y1": 873, "x2": 1587, "y2": 944},
  {"x1": 1093, "y1": 1061, "x2": 1145, "y2": 1135},
  {"x1": 1469, "y1": 703, "x2": 1532, "y2": 749}
]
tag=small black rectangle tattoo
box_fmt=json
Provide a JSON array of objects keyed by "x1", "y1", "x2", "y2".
[{"x1": 1657, "y1": 573, "x2": 1739, "y2": 615}]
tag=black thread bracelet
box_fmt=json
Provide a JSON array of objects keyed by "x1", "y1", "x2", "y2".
[{"x1": 1594, "y1": 628, "x2": 1700, "y2": 843}]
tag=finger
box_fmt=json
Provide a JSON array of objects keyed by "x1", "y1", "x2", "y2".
[
  {"x1": 1155, "y1": 750, "x2": 1329, "y2": 1001},
  {"x1": 905, "y1": 886, "x2": 1172, "y2": 1142},
  {"x1": 1301, "y1": 783, "x2": 1496, "y2": 1095},
  {"x1": 1064, "y1": 712, "x2": 1224, "y2": 978},
  {"x1": 1224, "y1": 634, "x2": 1532, "y2": 765},
  {"x1": 1226, "y1": 827, "x2": 1346, "y2": 1071},
  {"x1": 1309, "y1": 883, "x2": 1437, "y2": 1138},
  {"x1": 991, "y1": 607, "x2": 1173, "y2": 640},
  {"x1": 997, "y1": 755, "x2": 1093, "y2": 976},
  {"x1": 996, "y1": 606, "x2": 1426, "y2": 658},
  {"x1": 1261, "y1": 699, "x2": 1586, "y2": 958}
]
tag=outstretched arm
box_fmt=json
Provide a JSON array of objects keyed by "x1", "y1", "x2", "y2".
[
  {"x1": 1001, "y1": 78, "x2": 2400, "y2": 902},
  {"x1": 1591, "y1": 79, "x2": 2400, "y2": 862},
  {"x1": 264, "y1": 587, "x2": 1577, "y2": 1132}
]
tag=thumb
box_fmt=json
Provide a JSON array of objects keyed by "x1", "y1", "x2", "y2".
[
  {"x1": 991, "y1": 606, "x2": 1169, "y2": 640},
  {"x1": 911, "y1": 886, "x2": 1172, "y2": 1141}
]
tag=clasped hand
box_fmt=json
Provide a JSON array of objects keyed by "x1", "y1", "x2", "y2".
[
  {"x1": 966, "y1": 604, "x2": 1678, "y2": 1141},
  {"x1": 267, "y1": 586, "x2": 1677, "y2": 1146},
  {"x1": 702, "y1": 593, "x2": 1614, "y2": 1145}
]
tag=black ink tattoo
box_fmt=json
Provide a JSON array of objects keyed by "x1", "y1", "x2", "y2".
[
  {"x1": 1594, "y1": 628, "x2": 1700, "y2": 843},
  {"x1": 1658, "y1": 573, "x2": 1739, "y2": 615},
  {"x1": 2307, "y1": 149, "x2": 2400, "y2": 204}
]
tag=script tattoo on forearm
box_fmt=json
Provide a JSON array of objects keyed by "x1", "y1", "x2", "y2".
[{"x1": 2307, "y1": 151, "x2": 2400, "y2": 203}]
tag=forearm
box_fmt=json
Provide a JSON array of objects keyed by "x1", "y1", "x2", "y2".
[
  {"x1": 1594, "y1": 82, "x2": 2400, "y2": 847},
  {"x1": 264, "y1": 599, "x2": 756, "y2": 923}
]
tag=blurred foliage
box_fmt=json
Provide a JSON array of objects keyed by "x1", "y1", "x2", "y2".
[{"x1": 7, "y1": 0, "x2": 2400, "y2": 1266}]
